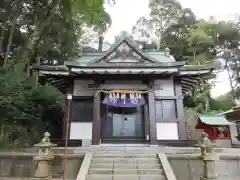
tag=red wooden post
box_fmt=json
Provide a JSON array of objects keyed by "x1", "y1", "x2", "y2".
[{"x1": 63, "y1": 93, "x2": 72, "y2": 180}]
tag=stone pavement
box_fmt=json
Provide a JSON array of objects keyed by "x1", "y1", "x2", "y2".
[{"x1": 0, "y1": 176, "x2": 74, "y2": 180}]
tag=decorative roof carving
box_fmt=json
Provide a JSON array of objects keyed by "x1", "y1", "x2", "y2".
[{"x1": 105, "y1": 42, "x2": 148, "y2": 63}]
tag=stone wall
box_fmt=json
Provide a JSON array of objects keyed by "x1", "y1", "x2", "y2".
[
  {"x1": 168, "y1": 154, "x2": 240, "y2": 180},
  {"x1": 0, "y1": 153, "x2": 83, "y2": 179}
]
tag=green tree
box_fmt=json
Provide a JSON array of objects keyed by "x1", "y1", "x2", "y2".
[
  {"x1": 10, "y1": 0, "x2": 112, "y2": 72},
  {"x1": 214, "y1": 21, "x2": 240, "y2": 104},
  {"x1": 0, "y1": 71, "x2": 64, "y2": 148},
  {"x1": 133, "y1": 0, "x2": 183, "y2": 50},
  {"x1": 162, "y1": 8, "x2": 197, "y2": 61},
  {"x1": 0, "y1": 0, "x2": 115, "y2": 149},
  {"x1": 93, "y1": 11, "x2": 112, "y2": 52},
  {"x1": 185, "y1": 21, "x2": 214, "y2": 65},
  {"x1": 132, "y1": 0, "x2": 239, "y2": 114}
]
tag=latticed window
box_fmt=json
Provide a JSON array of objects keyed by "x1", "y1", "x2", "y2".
[
  {"x1": 155, "y1": 100, "x2": 177, "y2": 121},
  {"x1": 71, "y1": 98, "x2": 93, "y2": 122}
]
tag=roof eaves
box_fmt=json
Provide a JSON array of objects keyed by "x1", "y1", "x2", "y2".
[
  {"x1": 180, "y1": 64, "x2": 214, "y2": 71},
  {"x1": 198, "y1": 116, "x2": 233, "y2": 125},
  {"x1": 32, "y1": 65, "x2": 68, "y2": 71},
  {"x1": 64, "y1": 61, "x2": 186, "y2": 68}
]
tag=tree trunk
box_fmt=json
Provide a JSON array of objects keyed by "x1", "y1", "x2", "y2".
[
  {"x1": 192, "y1": 47, "x2": 197, "y2": 64},
  {"x1": 98, "y1": 35, "x2": 104, "y2": 52},
  {"x1": 15, "y1": 28, "x2": 41, "y2": 72},
  {"x1": 3, "y1": 18, "x2": 17, "y2": 69},
  {"x1": 205, "y1": 97, "x2": 209, "y2": 112},
  {"x1": 226, "y1": 61, "x2": 236, "y2": 105},
  {"x1": 0, "y1": 24, "x2": 6, "y2": 58},
  {"x1": 15, "y1": 3, "x2": 58, "y2": 73},
  {"x1": 34, "y1": 56, "x2": 40, "y2": 87},
  {"x1": 0, "y1": 121, "x2": 4, "y2": 138}
]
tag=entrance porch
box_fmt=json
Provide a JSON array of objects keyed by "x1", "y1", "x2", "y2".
[
  {"x1": 92, "y1": 90, "x2": 157, "y2": 145},
  {"x1": 102, "y1": 106, "x2": 146, "y2": 142}
]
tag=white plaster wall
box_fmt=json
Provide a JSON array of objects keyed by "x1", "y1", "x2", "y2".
[
  {"x1": 70, "y1": 122, "x2": 92, "y2": 140},
  {"x1": 154, "y1": 79, "x2": 175, "y2": 96},
  {"x1": 73, "y1": 80, "x2": 95, "y2": 96},
  {"x1": 157, "y1": 122, "x2": 179, "y2": 140}
]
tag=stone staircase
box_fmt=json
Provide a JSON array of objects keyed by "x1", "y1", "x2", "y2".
[{"x1": 86, "y1": 152, "x2": 166, "y2": 180}]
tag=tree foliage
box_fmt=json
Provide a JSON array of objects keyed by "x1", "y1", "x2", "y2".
[
  {"x1": 132, "y1": 0, "x2": 240, "y2": 114},
  {"x1": 0, "y1": 0, "x2": 112, "y2": 148},
  {"x1": 0, "y1": 0, "x2": 112, "y2": 69},
  {"x1": 0, "y1": 71, "x2": 65, "y2": 148}
]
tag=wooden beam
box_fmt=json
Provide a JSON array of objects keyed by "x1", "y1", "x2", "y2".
[
  {"x1": 182, "y1": 87, "x2": 190, "y2": 92},
  {"x1": 181, "y1": 77, "x2": 198, "y2": 84},
  {"x1": 181, "y1": 80, "x2": 196, "y2": 87},
  {"x1": 181, "y1": 84, "x2": 193, "y2": 90}
]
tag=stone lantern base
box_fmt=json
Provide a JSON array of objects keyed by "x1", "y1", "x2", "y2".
[
  {"x1": 200, "y1": 154, "x2": 219, "y2": 180},
  {"x1": 200, "y1": 177, "x2": 218, "y2": 180},
  {"x1": 32, "y1": 155, "x2": 54, "y2": 180},
  {"x1": 32, "y1": 132, "x2": 56, "y2": 180}
]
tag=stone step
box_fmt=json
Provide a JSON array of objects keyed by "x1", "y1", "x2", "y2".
[
  {"x1": 90, "y1": 163, "x2": 114, "y2": 169},
  {"x1": 95, "y1": 150, "x2": 156, "y2": 153},
  {"x1": 86, "y1": 174, "x2": 166, "y2": 180},
  {"x1": 91, "y1": 157, "x2": 159, "y2": 163},
  {"x1": 88, "y1": 168, "x2": 164, "y2": 175},
  {"x1": 93, "y1": 154, "x2": 157, "y2": 158},
  {"x1": 90, "y1": 163, "x2": 162, "y2": 169},
  {"x1": 92, "y1": 157, "x2": 158, "y2": 160},
  {"x1": 94, "y1": 153, "x2": 157, "y2": 155},
  {"x1": 96, "y1": 148, "x2": 150, "y2": 150},
  {"x1": 94, "y1": 152, "x2": 158, "y2": 155}
]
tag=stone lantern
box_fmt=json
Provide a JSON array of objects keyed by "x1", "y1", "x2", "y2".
[
  {"x1": 165, "y1": 47, "x2": 170, "y2": 57},
  {"x1": 33, "y1": 132, "x2": 56, "y2": 179}
]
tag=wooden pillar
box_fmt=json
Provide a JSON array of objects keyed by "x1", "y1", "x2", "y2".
[
  {"x1": 92, "y1": 91, "x2": 101, "y2": 145},
  {"x1": 144, "y1": 103, "x2": 150, "y2": 140},
  {"x1": 236, "y1": 121, "x2": 240, "y2": 138},
  {"x1": 175, "y1": 81, "x2": 188, "y2": 140},
  {"x1": 148, "y1": 91, "x2": 157, "y2": 145}
]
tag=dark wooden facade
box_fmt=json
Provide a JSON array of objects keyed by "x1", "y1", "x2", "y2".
[
  {"x1": 33, "y1": 36, "x2": 213, "y2": 146},
  {"x1": 66, "y1": 78, "x2": 188, "y2": 145}
]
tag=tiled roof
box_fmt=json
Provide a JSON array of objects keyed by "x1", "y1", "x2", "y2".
[{"x1": 198, "y1": 116, "x2": 233, "y2": 125}]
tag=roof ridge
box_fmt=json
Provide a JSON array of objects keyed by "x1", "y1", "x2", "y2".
[{"x1": 88, "y1": 37, "x2": 159, "y2": 63}]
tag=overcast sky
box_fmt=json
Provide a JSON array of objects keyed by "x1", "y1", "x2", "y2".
[{"x1": 104, "y1": 0, "x2": 240, "y2": 98}]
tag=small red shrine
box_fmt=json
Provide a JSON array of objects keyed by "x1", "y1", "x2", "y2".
[{"x1": 195, "y1": 116, "x2": 233, "y2": 140}]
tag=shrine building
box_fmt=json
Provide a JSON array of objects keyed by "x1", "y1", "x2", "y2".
[{"x1": 33, "y1": 36, "x2": 213, "y2": 146}]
